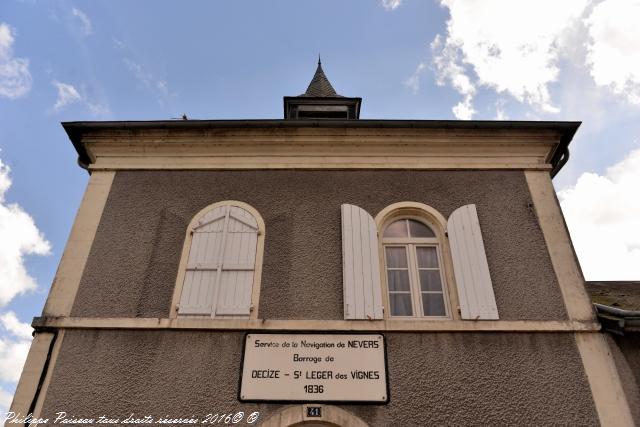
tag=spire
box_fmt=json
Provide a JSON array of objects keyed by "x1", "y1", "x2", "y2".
[
  {"x1": 301, "y1": 59, "x2": 340, "y2": 97},
  {"x1": 283, "y1": 58, "x2": 361, "y2": 119}
]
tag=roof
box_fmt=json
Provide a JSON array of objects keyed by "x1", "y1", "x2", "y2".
[
  {"x1": 585, "y1": 281, "x2": 640, "y2": 311},
  {"x1": 299, "y1": 59, "x2": 341, "y2": 97},
  {"x1": 585, "y1": 281, "x2": 640, "y2": 335},
  {"x1": 62, "y1": 119, "x2": 580, "y2": 173}
]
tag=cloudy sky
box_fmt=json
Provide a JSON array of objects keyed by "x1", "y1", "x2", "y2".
[{"x1": 1, "y1": 0, "x2": 639, "y2": 412}]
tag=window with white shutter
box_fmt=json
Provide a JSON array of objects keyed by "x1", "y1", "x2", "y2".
[{"x1": 174, "y1": 202, "x2": 264, "y2": 318}]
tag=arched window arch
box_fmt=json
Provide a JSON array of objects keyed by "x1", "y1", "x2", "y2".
[
  {"x1": 375, "y1": 202, "x2": 459, "y2": 319},
  {"x1": 172, "y1": 201, "x2": 265, "y2": 319}
]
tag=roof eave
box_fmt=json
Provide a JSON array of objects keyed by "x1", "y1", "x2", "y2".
[{"x1": 62, "y1": 119, "x2": 580, "y2": 174}]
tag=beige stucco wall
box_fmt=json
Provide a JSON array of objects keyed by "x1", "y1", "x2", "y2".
[
  {"x1": 606, "y1": 334, "x2": 640, "y2": 424},
  {"x1": 70, "y1": 170, "x2": 567, "y2": 321},
  {"x1": 39, "y1": 330, "x2": 598, "y2": 426}
]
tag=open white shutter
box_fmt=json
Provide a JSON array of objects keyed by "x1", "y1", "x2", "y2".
[
  {"x1": 341, "y1": 204, "x2": 384, "y2": 320},
  {"x1": 447, "y1": 204, "x2": 499, "y2": 320},
  {"x1": 215, "y1": 206, "x2": 258, "y2": 317},
  {"x1": 178, "y1": 206, "x2": 226, "y2": 315}
]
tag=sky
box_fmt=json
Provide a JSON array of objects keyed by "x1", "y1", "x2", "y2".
[{"x1": 1, "y1": 0, "x2": 640, "y2": 413}]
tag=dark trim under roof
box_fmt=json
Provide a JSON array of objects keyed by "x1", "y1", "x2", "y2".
[{"x1": 62, "y1": 119, "x2": 580, "y2": 174}]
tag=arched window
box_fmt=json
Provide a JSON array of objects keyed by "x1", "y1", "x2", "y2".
[
  {"x1": 382, "y1": 218, "x2": 450, "y2": 317},
  {"x1": 342, "y1": 202, "x2": 497, "y2": 321},
  {"x1": 173, "y1": 201, "x2": 264, "y2": 318},
  {"x1": 374, "y1": 202, "x2": 458, "y2": 319}
]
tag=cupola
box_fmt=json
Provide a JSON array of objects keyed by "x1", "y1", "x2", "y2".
[{"x1": 283, "y1": 57, "x2": 361, "y2": 120}]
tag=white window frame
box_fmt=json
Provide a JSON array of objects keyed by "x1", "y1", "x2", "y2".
[
  {"x1": 375, "y1": 202, "x2": 460, "y2": 320},
  {"x1": 170, "y1": 200, "x2": 265, "y2": 319}
]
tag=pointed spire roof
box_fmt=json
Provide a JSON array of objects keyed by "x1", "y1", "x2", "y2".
[
  {"x1": 300, "y1": 57, "x2": 342, "y2": 97},
  {"x1": 284, "y1": 57, "x2": 361, "y2": 119}
]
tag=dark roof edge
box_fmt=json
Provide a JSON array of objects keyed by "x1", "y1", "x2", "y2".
[
  {"x1": 62, "y1": 119, "x2": 581, "y2": 174},
  {"x1": 594, "y1": 303, "x2": 640, "y2": 318},
  {"x1": 593, "y1": 303, "x2": 640, "y2": 336}
]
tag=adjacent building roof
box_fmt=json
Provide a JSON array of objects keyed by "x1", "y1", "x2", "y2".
[
  {"x1": 586, "y1": 281, "x2": 640, "y2": 311},
  {"x1": 585, "y1": 281, "x2": 640, "y2": 335}
]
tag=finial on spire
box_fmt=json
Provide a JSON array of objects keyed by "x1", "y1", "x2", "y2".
[{"x1": 318, "y1": 54, "x2": 321, "y2": 66}]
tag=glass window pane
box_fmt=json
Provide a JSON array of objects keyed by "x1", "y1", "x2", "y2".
[
  {"x1": 385, "y1": 247, "x2": 408, "y2": 268},
  {"x1": 383, "y1": 220, "x2": 408, "y2": 238},
  {"x1": 387, "y1": 270, "x2": 410, "y2": 291},
  {"x1": 416, "y1": 247, "x2": 439, "y2": 268},
  {"x1": 409, "y1": 220, "x2": 435, "y2": 238},
  {"x1": 389, "y1": 293, "x2": 413, "y2": 316},
  {"x1": 419, "y1": 270, "x2": 442, "y2": 292},
  {"x1": 422, "y1": 293, "x2": 446, "y2": 316}
]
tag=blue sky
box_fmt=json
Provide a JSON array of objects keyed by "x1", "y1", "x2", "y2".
[{"x1": 1, "y1": 0, "x2": 640, "y2": 412}]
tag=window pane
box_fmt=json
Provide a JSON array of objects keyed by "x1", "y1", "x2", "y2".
[
  {"x1": 387, "y1": 270, "x2": 410, "y2": 291},
  {"x1": 409, "y1": 220, "x2": 435, "y2": 238},
  {"x1": 389, "y1": 293, "x2": 413, "y2": 316},
  {"x1": 385, "y1": 247, "x2": 408, "y2": 268},
  {"x1": 383, "y1": 220, "x2": 408, "y2": 238},
  {"x1": 422, "y1": 293, "x2": 446, "y2": 316},
  {"x1": 416, "y1": 247, "x2": 439, "y2": 268},
  {"x1": 419, "y1": 270, "x2": 442, "y2": 292}
]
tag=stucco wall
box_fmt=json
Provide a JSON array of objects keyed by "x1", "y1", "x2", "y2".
[
  {"x1": 39, "y1": 330, "x2": 597, "y2": 426},
  {"x1": 70, "y1": 170, "x2": 566, "y2": 320},
  {"x1": 607, "y1": 334, "x2": 640, "y2": 424}
]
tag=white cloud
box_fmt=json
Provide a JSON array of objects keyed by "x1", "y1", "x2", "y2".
[
  {"x1": 0, "y1": 23, "x2": 32, "y2": 99},
  {"x1": 585, "y1": 0, "x2": 640, "y2": 105},
  {"x1": 431, "y1": 0, "x2": 589, "y2": 118},
  {"x1": 0, "y1": 158, "x2": 51, "y2": 307},
  {"x1": 559, "y1": 148, "x2": 640, "y2": 280},
  {"x1": 0, "y1": 312, "x2": 31, "y2": 383},
  {"x1": 52, "y1": 80, "x2": 82, "y2": 111},
  {"x1": 123, "y1": 58, "x2": 171, "y2": 106},
  {"x1": 495, "y1": 99, "x2": 508, "y2": 120},
  {"x1": 382, "y1": 0, "x2": 402, "y2": 11},
  {"x1": 50, "y1": 80, "x2": 110, "y2": 115},
  {"x1": 431, "y1": 33, "x2": 477, "y2": 119},
  {"x1": 0, "y1": 159, "x2": 45, "y2": 412},
  {"x1": 0, "y1": 312, "x2": 31, "y2": 340},
  {"x1": 0, "y1": 387, "x2": 13, "y2": 417},
  {"x1": 0, "y1": 310, "x2": 32, "y2": 412},
  {"x1": 71, "y1": 7, "x2": 92, "y2": 36},
  {"x1": 87, "y1": 101, "x2": 110, "y2": 116},
  {"x1": 404, "y1": 63, "x2": 426, "y2": 94}
]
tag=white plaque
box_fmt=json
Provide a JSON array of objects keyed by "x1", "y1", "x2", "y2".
[{"x1": 240, "y1": 333, "x2": 388, "y2": 402}]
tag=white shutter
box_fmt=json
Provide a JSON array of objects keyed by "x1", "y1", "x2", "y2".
[
  {"x1": 215, "y1": 206, "x2": 258, "y2": 317},
  {"x1": 179, "y1": 205, "x2": 257, "y2": 317},
  {"x1": 447, "y1": 204, "x2": 499, "y2": 320},
  {"x1": 341, "y1": 204, "x2": 384, "y2": 320},
  {"x1": 178, "y1": 206, "x2": 226, "y2": 315}
]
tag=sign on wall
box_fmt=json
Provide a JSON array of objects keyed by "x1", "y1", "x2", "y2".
[{"x1": 239, "y1": 333, "x2": 388, "y2": 403}]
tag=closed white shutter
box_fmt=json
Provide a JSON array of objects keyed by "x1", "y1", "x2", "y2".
[
  {"x1": 341, "y1": 204, "x2": 384, "y2": 320},
  {"x1": 215, "y1": 206, "x2": 258, "y2": 316},
  {"x1": 178, "y1": 206, "x2": 226, "y2": 315},
  {"x1": 178, "y1": 205, "x2": 257, "y2": 317},
  {"x1": 447, "y1": 204, "x2": 499, "y2": 320}
]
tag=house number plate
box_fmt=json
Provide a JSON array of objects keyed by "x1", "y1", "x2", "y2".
[{"x1": 239, "y1": 333, "x2": 388, "y2": 402}]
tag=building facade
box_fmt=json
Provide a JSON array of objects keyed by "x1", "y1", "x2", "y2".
[{"x1": 9, "y1": 63, "x2": 638, "y2": 426}]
